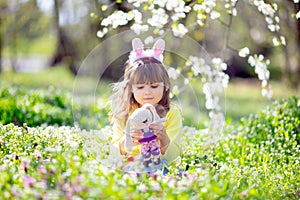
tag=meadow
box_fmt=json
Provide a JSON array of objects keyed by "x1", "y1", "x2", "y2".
[{"x1": 0, "y1": 67, "x2": 299, "y2": 199}]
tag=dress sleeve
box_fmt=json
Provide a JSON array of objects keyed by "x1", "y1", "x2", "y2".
[
  {"x1": 161, "y1": 105, "x2": 183, "y2": 164},
  {"x1": 111, "y1": 119, "x2": 125, "y2": 149},
  {"x1": 111, "y1": 118, "x2": 140, "y2": 156}
]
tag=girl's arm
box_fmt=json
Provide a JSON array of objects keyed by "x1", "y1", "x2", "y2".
[
  {"x1": 161, "y1": 106, "x2": 183, "y2": 163},
  {"x1": 150, "y1": 106, "x2": 182, "y2": 157},
  {"x1": 111, "y1": 120, "x2": 126, "y2": 155},
  {"x1": 149, "y1": 123, "x2": 170, "y2": 155},
  {"x1": 112, "y1": 120, "x2": 143, "y2": 155}
]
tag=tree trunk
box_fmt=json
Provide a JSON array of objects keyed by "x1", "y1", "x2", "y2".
[
  {"x1": 283, "y1": 2, "x2": 300, "y2": 89},
  {"x1": 50, "y1": 0, "x2": 78, "y2": 75},
  {"x1": 295, "y1": 2, "x2": 300, "y2": 88}
]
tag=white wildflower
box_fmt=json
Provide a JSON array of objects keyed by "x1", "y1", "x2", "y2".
[{"x1": 239, "y1": 47, "x2": 250, "y2": 57}]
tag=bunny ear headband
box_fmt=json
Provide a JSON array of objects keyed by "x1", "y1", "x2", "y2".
[{"x1": 128, "y1": 38, "x2": 165, "y2": 64}]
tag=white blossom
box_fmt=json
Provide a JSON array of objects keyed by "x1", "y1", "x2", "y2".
[
  {"x1": 96, "y1": 28, "x2": 108, "y2": 38},
  {"x1": 137, "y1": 183, "x2": 148, "y2": 192},
  {"x1": 296, "y1": 11, "x2": 300, "y2": 19},
  {"x1": 172, "y1": 23, "x2": 188, "y2": 37},
  {"x1": 210, "y1": 10, "x2": 220, "y2": 19},
  {"x1": 261, "y1": 80, "x2": 268, "y2": 87},
  {"x1": 231, "y1": 8, "x2": 237, "y2": 16},
  {"x1": 167, "y1": 67, "x2": 180, "y2": 80},
  {"x1": 280, "y1": 36, "x2": 286, "y2": 46},
  {"x1": 128, "y1": 9, "x2": 142, "y2": 23},
  {"x1": 239, "y1": 47, "x2": 250, "y2": 57},
  {"x1": 144, "y1": 36, "x2": 154, "y2": 45},
  {"x1": 272, "y1": 37, "x2": 280, "y2": 46},
  {"x1": 127, "y1": 0, "x2": 148, "y2": 7},
  {"x1": 166, "y1": 0, "x2": 181, "y2": 11},
  {"x1": 153, "y1": 0, "x2": 166, "y2": 7},
  {"x1": 147, "y1": 8, "x2": 169, "y2": 28},
  {"x1": 130, "y1": 23, "x2": 149, "y2": 35},
  {"x1": 185, "y1": 56, "x2": 228, "y2": 132},
  {"x1": 171, "y1": 12, "x2": 186, "y2": 21},
  {"x1": 247, "y1": 54, "x2": 272, "y2": 98}
]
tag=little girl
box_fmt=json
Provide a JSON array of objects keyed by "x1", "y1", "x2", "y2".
[{"x1": 110, "y1": 38, "x2": 182, "y2": 173}]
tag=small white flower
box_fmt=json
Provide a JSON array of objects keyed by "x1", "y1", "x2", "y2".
[
  {"x1": 280, "y1": 36, "x2": 286, "y2": 46},
  {"x1": 296, "y1": 11, "x2": 300, "y2": 19},
  {"x1": 130, "y1": 9, "x2": 142, "y2": 23},
  {"x1": 172, "y1": 23, "x2": 188, "y2": 37},
  {"x1": 212, "y1": 57, "x2": 222, "y2": 64},
  {"x1": 239, "y1": 47, "x2": 250, "y2": 57},
  {"x1": 166, "y1": 0, "x2": 180, "y2": 11},
  {"x1": 137, "y1": 183, "x2": 148, "y2": 192},
  {"x1": 184, "y1": 78, "x2": 189, "y2": 85},
  {"x1": 261, "y1": 80, "x2": 268, "y2": 87},
  {"x1": 231, "y1": 8, "x2": 237, "y2": 16},
  {"x1": 210, "y1": 10, "x2": 220, "y2": 19},
  {"x1": 130, "y1": 23, "x2": 149, "y2": 35},
  {"x1": 268, "y1": 24, "x2": 276, "y2": 32},
  {"x1": 96, "y1": 28, "x2": 108, "y2": 38},
  {"x1": 261, "y1": 88, "x2": 268, "y2": 96},
  {"x1": 167, "y1": 67, "x2": 179, "y2": 80},
  {"x1": 272, "y1": 37, "x2": 280, "y2": 46},
  {"x1": 144, "y1": 36, "x2": 154, "y2": 45},
  {"x1": 265, "y1": 17, "x2": 273, "y2": 24},
  {"x1": 147, "y1": 8, "x2": 169, "y2": 28}
]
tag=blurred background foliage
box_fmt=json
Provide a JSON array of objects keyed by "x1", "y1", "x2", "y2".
[
  {"x1": 0, "y1": 0, "x2": 299, "y2": 128},
  {"x1": 0, "y1": 0, "x2": 299, "y2": 84}
]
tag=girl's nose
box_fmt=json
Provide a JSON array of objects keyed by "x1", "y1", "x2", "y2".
[{"x1": 144, "y1": 86, "x2": 151, "y2": 94}]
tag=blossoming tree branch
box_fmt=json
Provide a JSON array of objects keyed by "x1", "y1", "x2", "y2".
[{"x1": 96, "y1": 0, "x2": 300, "y2": 132}]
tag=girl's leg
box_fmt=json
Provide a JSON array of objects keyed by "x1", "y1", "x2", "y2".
[
  {"x1": 141, "y1": 142, "x2": 151, "y2": 167},
  {"x1": 149, "y1": 140, "x2": 160, "y2": 165}
]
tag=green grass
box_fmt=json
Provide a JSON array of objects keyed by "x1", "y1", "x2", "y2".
[
  {"x1": 3, "y1": 34, "x2": 56, "y2": 55},
  {"x1": 0, "y1": 66, "x2": 110, "y2": 94},
  {"x1": 0, "y1": 97, "x2": 299, "y2": 199},
  {"x1": 0, "y1": 66, "x2": 74, "y2": 90},
  {"x1": 224, "y1": 79, "x2": 299, "y2": 124}
]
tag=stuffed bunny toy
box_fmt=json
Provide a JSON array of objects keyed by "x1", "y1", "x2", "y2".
[{"x1": 125, "y1": 103, "x2": 167, "y2": 167}]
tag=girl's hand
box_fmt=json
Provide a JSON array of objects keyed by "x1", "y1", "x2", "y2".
[
  {"x1": 119, "y1": 129, "x2": 143, "y2": 155},
  {"x1": 130, "y1": 129, "x2": 143, "y2": 145},
  {"x1": 150, "y1": 122, "x2": 170, "y2": 155}
]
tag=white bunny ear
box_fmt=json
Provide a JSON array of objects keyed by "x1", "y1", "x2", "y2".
[
  {"x1": 153, "y1": 39, "x2": 165, "y2": 57},
  {"x1": 125, "y1": 118, "x2": 133, "y2": 153},
  {"x1": 143, "y1": 103, "x2": 159, "y2": 121},
  {"x1": 132, "y1": 38, "x2": 144, "y2": 57}
]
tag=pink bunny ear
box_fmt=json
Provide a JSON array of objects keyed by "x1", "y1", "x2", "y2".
[
  {"x1": 132, "y1": 38, "x2": 144, "y2": 57},
  {"x1": 153, "y1": 39, "x2": 165, "y2": 57}
]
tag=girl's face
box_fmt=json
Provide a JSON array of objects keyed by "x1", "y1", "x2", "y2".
[{"x1": 132, "y1": 82, "x2": 164, "y2": 106}]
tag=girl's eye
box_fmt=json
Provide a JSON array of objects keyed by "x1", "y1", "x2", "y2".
[
  {"x1": 137, "y1": 86, "x2": 144, "y2": 89},
  {"x1": 151, "y1": 85, "x2": 159, "y2": 88}
]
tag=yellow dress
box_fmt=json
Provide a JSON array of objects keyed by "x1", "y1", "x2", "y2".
[{"x1": 111, "y1": 105, "x2": 183, "y2": 164}]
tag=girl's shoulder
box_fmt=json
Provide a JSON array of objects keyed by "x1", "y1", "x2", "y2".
[
  {"x1": 167, "y1": 103, "x2": 183, "y2": 118},
  {"x1": 169, "y1": 103, "x2": 182, "y2": 112}
]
